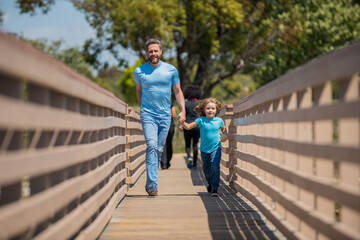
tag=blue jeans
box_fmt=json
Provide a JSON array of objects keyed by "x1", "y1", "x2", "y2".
[
  {"x1": 201, "y1": 148, "x2": 221, "y2": 191},
  {"x1": 141, "y1": 110, "x2": 171, "y2": 190}
]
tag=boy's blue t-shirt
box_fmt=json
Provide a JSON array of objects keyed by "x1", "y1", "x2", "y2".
[
  {"x1": 195, "y1": 116, "x2": 224, "y2": 153},
  {"x1": 133, "y1": 61, "x2": 180, "y2": 115}
]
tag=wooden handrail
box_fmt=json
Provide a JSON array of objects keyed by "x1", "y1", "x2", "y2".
[
  {"x1": 219, "y1": 41, "x2": 360, "y2": 240},
  {"x1": 0, "y1": 32, "x2": 146, "y2": 240}
]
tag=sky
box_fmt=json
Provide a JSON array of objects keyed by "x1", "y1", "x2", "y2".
[{"x1": 0, "y1": 0, "x2": 138, "y2": 69}]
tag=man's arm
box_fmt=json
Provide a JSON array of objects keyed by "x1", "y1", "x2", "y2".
[
  {"x1": 135, "y1": 83, "x2": 142, "y2": 105},
  {"x1": 172, "y1": 82, "x2": 186, "y2": 123}
]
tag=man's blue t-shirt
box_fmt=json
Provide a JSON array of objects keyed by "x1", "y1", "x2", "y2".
[
  {"x1": 133, "y1": 61, "x2": 180, "y2": 115},
  {"x1": 195, "y1": 116, "x2": 224, "y2": 153}
]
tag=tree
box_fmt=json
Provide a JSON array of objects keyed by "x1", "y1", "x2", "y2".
[
  {"x1": 18, "y1": 36, "x2": 125, "y2": 99},
  {"x1": 70, "y1": 0, "x2": 297, "y2": 97},
  {"x1": 23, "y1": 37, "x2": 95, "y2": 79},
  {"x1": 252, "y1": 0, "x2": 360, "y2": 85},
  {"x1": 16, "y1": 0, "x2": 360, "y2": 97},
  {"x1": 0, "y1": 10, "x2": 4, "y2": 26}
]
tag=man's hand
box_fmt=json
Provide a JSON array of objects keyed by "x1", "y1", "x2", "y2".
[{"x1": 177, "y1": 111, "x2": 186, "y2": 124}]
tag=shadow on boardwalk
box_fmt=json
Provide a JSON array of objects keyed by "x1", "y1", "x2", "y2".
[{"x1": 186, "y1": 157, "x2": 281, "y2": 240}]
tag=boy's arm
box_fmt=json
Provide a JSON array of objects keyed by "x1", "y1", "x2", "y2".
[{"x1": 182, "y1": 121, "x2": 198, "y2": 130}]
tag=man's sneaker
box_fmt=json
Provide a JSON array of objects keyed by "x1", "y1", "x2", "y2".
[
  {"x1": 211, "y1": 190, "x2": 219, "y2": 197},
  {"x1": 207, "y1": 185, "x2": 212, "y2": 193},
  {"x1": 187, "y1": 157, "x2": 193, "y2": 169},
  {"x1": 146, "y1": 186, "x2": 158, "y2": 196},
  {"x1": 192, "y1": 165, "x2": 197, "y2": 170}
]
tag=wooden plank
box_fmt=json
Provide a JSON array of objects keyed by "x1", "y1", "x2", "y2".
[
  {"x1": 0, "y1": 136, "x2": 126, "y2": 185},
  {"x1": 338, "y1": 74, "x2": 360, "y2": 233},
  {"x1": 235, "y1": 100, "x2": 360, "y2": 125},
  {"x1": 100, "y1": 154, "x2": 284, "y2": 240},
  {"x1": 0, "y1": 95, "x2": 126, "y2": 130},
  {"x1": 128, "y1": 144, "x2": 146, "y2": 157},
  {"x1": 0, "y1": 33, "x2": 127, "y2": 113},
  {"x1": 126, "y1": 164, "x2": 146, "y2": 185},
  {"x1": 76, "y1": 184, "x2": 128, "y2": 240},
  {"x1": 234, "y1": 166, "x2": 360, "y2": 240},
  {"x1": 128, "y1": 135, "x2": 145, "y2": 143},
  {"x1": 35, "y1": 169, "x2": 127, "y2": 240},
  {"x1": 234, "y1": 150, "x2": 360, "y2": 211},
  {"x1": 126, "y1": 154, "x2": 145, "y2": 171},
  {"x1": 235, "y1": 135, "x2": 359, "y2": 164},
  {"x1": 233, "y1": 41, "x2": 360, "y2": 113},
  {"x1": 0, "y1": 155, "x2": 127, "y2": 239}
]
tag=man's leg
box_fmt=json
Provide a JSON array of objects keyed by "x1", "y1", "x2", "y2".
[
  {"x1": 157, "y1": 115, "x2": 171, "y2": 164},
  {"x1": 141, "y1": 112, "x2": 159, "y2": 191}
]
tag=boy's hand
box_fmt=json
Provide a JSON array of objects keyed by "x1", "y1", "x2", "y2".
[{"x1": 220, "y1": 134, "x2": 228, "y2": 142}]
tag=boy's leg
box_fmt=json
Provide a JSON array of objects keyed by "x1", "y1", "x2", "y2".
[
  {"x1": 209, "y1": 148, "x2": 222, "y2": 191},
  {"x1": 201, "y1": 151, "x2": 211, "y2": 186}
]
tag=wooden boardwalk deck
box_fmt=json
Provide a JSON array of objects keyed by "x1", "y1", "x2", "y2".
[{"x1": 98, "y1": 154, "x2": 285, "y2": 240}]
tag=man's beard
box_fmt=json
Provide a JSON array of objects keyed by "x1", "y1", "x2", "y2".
[{"x1": 149, "y1": 56, "x2": 160, "y2": 65}]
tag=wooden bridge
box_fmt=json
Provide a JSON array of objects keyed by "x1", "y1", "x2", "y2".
[{"x1": 0, "y1": 32, "x2": 359, "y2": 240}]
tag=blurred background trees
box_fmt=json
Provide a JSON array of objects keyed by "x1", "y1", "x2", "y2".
[{"x1": 11, "y1": 0, "x2": 360, "y2": 106}]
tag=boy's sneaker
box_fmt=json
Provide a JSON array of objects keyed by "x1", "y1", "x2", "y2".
[
  {"x1": 192, "y1": 165, "x2": 197, "y2": 170},
  {"x1": 146, "y1": 186, "x2": 158, "y2": 196},
  {"x1": 211, "y1": 190, "x2": 219, "y2": 197},
  {"x1": 187, "y1": 157, "x2": 193, "y2": 169},
  {"x1": 207, "y1": 185, "x2": 212, "y2": 193}
]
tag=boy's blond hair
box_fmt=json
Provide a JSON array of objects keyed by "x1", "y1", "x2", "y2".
[{"x1": 194, "y1": 98, "x2": 222, "y2": 117}]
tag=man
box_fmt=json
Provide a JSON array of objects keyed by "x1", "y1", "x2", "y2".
[{"x1": 133, "y1": 39, "x2": 186, "y2": 196}]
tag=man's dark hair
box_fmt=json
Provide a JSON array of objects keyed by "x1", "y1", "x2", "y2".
[
  {"x1": 183, "y1": 84, "x2": 202, "y2": 99},
  {"x1": 145, "y1": 39, "x2": 162, "y2": 51}
]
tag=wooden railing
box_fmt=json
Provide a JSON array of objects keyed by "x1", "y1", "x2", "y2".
[
  {"x1": 0, "y1": 32, "x2": 146, "y2": 240},
  {"x1": 220, "y1": 41, "x2": 360, "y2": 240}
]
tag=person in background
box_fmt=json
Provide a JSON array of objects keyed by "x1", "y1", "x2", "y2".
[
  {"x1": 178, "y1": 84, "x2": 201, "y2": 169},
  {"x1": 133, "y1": 39, "x2": 186, "y2": 196},
  {"x1": 181, "y1": 98, "x2": 228, "y2": 197},
  {"x1": 161, "y1": 103, "x2": 176, "y2": 169}
]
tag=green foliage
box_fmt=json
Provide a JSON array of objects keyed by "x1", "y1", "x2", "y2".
[
  {"x1": 253, "y1": 0, "x2": 360, "y2": 85},
  {"x1": 16, "y1": 0, "x2": 55, "y2": 15},
  {"x1": 211, "y1": 74, "x2": 256, "y2": 105},
  {"x1": 24, "y1": 38, "x2": 95, "y2": 79},
  {"x1": 117, "y1": 59, "x2": 143, "y2": 105},
  {"x1": 0, "y1": 10, "x2": 3, "y2": 26},
  {"x1": 20, "y1": 36, "x2": 126, "y2": 99},
  {"x1": 15, "y1": 0, "x2": 360, "y2": 100}
]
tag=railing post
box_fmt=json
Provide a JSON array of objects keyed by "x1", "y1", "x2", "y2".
[{"x1": 125, "y1": 107, "x2": 132, "y2": 191}]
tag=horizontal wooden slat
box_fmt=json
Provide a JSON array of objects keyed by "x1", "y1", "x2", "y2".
[
  {"x1": 0, "y1": 33, "x2": 127, "y2": 113},
  {"x1": 233, "y1": 42, "x2": 360, "y2": 113},
  {"x1": 126, "y1": 121, "x2": 142, "y2": 130},
  {"x1": 235, "y1": 135, "x2": 359, "y2": 163},
  {"x1": 0, "y1": 154, "x2": 127, "y2": 239},
  {"x1": 126, "y1": 154, "x2": 146, "y2": 171},
  {"x1": 235, "y1": 100, "x2": 360, "y2": 125},
  {"x1": 0, "y1": 95, "x2": 126, "y2": 130},
  {"x1": 0, "y1": 136, "x2": 126, "y2": 185},
  {"x1": 126, "y1": 164, "x2": 146, "y2": 185},
  {"x1": 220, "y1": 169, "x2": 230, "y2": 182},
  {"x1": 233, "y1": 181, "x2": 302, "y2": 240},
  {"x1": 234, "y1": 166, "x2": 360, "y2": 240},
  {"x1": 128, "y1": 135, "x2": 145, "y2": 143},
  {"x1": 235, "y1": 150, "x2": 360, "y2": 211},
  {"x1": 128, "y1": 145, "x2": 146, "y2": 157},
  {"x1": 75, "y1": 184, "x2": 128, "y2": 240},
  {"x1": 35, "y1": 169, "x2": 127, "y2": 240},
  {"x1": 126, "y1": 107, "x2": 140, "y2": 119}
]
